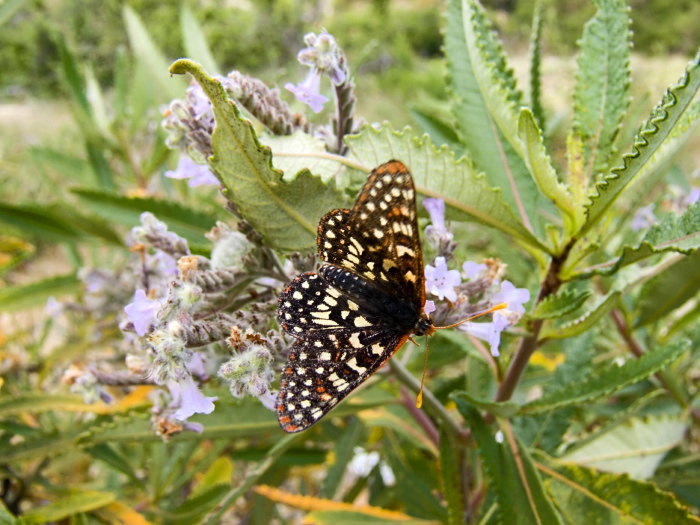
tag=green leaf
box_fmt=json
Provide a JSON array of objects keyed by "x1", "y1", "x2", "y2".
[
  {"x1": 572, "y1": 0, "x2": 631, "y2": 175},
  {"x1": 71, "y1": 188, "x2": 216, "y2": 245},
  {"x1": 180, "y1": 4, "x2": 219, "y2": 75},
  {"x1": 169, "y1": 58, "x2": 346, "y2": 252},
  {"x1": 123, "y1": 5, "x2": 186, "y2": 101},
  {"x1": 444, "y1": 0, "x2": 551, "y2": 239},
  {"x1": 635, "y1": 250, "x2": 700, "y2": 327},
  {"x1": 455, "y1": 401, "x2": 562, "y2": 524},
  {"x1": 527, "y1": 0, "x2": 545, "y2": 131},
  {"x1": 439, "y1": 426, "x2": 465, "y2": 525},
  {"x1": 386, "y1": 453, "x2": 448, "y2": 522},
  {"x1": 18, "y1": 490, "x2": 115, "y2": 524},
  {"x1": 0, "y1": 274, "x2": 81, "y2": 313},
  {"x1": 520, "y1": 339, "x2": 689, "y2": 415},
  {"x1": 408, "y1": 104, "x2": 464, "y2": 155},
  {"x1": 84, "y1": 444, "x2": 142, "y2": 486},
  {"x1": 539, "y1": 291, "x2": 620, "y2": 340},
  {"x1": 580, "y1": 52, "x2": 700, "y2": 237},
  {"x1": 531, "y1": 288, "x2": 592, "y2": 320},
  {"x1": 586, "y1": 201, "x2": 700, "y2": 277},
  {"x1": 518, "y1": 108, "x2": 579, "y2": 232},
  {"x1": 0, "y1": 202, "x2": 83, "y2": 242},
  {"x1": 322, "y1": 418, "x2": 363, "y2": 499},
  {"x1": 345, "y1": 123, "x2": 550, "y2": 254},
  {"x1": 451, "y1": 391, "x2": 519, "y2": 418},
  {"x1": 538, "y1": 455, "x2": 700, "y2": 524},
  {"x1": 560, "y1": 413, "x2": 686, "y2": 480},
  {"x1": 171, "y1": 483, "x2": 229, "y2": 520}
]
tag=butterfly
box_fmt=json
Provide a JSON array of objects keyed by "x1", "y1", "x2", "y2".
[{"x1": 276, "y1": 160, "x2": 435, "y2": 432}]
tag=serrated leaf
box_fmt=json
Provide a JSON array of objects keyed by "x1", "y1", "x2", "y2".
[
  {"x1": 520, "y1": 339, "x2": 689, "y2": 415},
  {"x1": 71, "y1": 188, "x2": 216, "y2": 245},
  {"x1": 584, "y1": 201, "x2": 700, "y2": 278},
  {"x1": 451, "y1": 391, "x2": 519, "y2": 418},
  {"x1": 0, "y1": 274, "x2": 81, "y2": 313},
  {"x1": 345, "y1": 123, "x2": 550, "y2": 254},
  {"x1": 527, "y1": 0, "x2": 545, "y2": 131},
  {"x1": 531, "y1": 288, "x2": 592, "y2": 320},
  {"x1": 581, "y1": 52, "x2": 700, "y2": 237},
  {"x1": 635, "y1": 249, "x2": 700, "y2": 327},
  {"x1": 444, "y1": 0, "x2": 552, "y2": 239},
  {"x1": 19, "y1": 490, "x2": 115, "y2": 524},
  {"x1": 518, "y1": 108, "x2": 579, "y2": 232},
  {"x1": 537, "y1": 455, "x2": 700, "y2": 524},
  {"x1": 180, "y1": 4, "x2": 219, "y2": 75},
  {"x1": 123, "y1": 5, "x2": 185, "y2": 101},
  {"x1": 560, "y1": 414, "x2": 686, "y2": 479},
  {"x1": 455, "y1": 402, "x2": 562, "y2": 524},
  {"x1": 539, "y1": 291, "x2": 620, "y2": 340},
  {"x1": 572, "y1": 0, "x2": 631, "y2": 175},
  {"x1": 169, "y1": 59, "x2": 346, "y2": 252}
]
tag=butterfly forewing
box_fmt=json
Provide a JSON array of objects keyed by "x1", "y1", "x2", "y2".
[
  {"x1": 317, "y1": 161, "x2": 425, "y2": 306},
  {"x1": 277, "y1": 160, "x2": 429, "y2": 432}
]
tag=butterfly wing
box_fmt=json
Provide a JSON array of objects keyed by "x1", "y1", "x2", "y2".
[
  {"x1": 277, "y1": 272, "x2": 408, "y2": 432},
  {"x1": 317, "y1": 160, "x2": 425, "y2": 307}
]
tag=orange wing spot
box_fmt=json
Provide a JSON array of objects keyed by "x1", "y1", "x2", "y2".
[
  {"x1": 316, "y1": 386, "x2": 327, "y2": 393},
  {"x1": 285, "y1": 367, "x2": 293, "y2": 374},
  {"x1": 279, "y1": 415, "x2": 291, "y2": 423},
  {"x1": 283, "y1": 423, "x2": 299, "y2": 432}
]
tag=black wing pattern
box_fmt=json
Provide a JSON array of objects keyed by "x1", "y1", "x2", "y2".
[{"x1": 276, "y1": 160, "x2": 431, "y2": 432}]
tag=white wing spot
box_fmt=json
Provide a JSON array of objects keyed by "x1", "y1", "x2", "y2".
[
  {"x1": 347, "y1": 357, "x2": 366, "y2": 372},
  {"x1": 354, "y1": 316, "x2": 372, "y2": 328}
]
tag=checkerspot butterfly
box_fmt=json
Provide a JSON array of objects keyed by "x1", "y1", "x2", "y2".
[{"x1": 277, "y1": 160, "x2": 434, "y2": 433}]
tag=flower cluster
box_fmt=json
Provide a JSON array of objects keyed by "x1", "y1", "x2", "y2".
[{"x1": 422, "y1": 199, "x2": 530, "y2": 357}]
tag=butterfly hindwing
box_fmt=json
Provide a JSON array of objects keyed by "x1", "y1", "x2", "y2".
[{"x1": 277, "y1": 272, "x2": 408, "y2": 432}]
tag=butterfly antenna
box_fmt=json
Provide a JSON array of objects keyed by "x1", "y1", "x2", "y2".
[
  {"x1": 414, "y1": 303, "x2": 507, "y2": 408},
  {"x1": 436, "y1": 302, "x2": 507, "y2": 330}
]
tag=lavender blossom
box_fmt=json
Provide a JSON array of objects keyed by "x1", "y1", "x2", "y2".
[
  {"x1": 124, "y1": 289, "x2": 160, "y2": 337},
  {"x1": 165, "y1": 153, "x2": 219, "y2": 187},
  {"x1": 169, "y1": 375, "x2": 218, "y2": 421},
  {"x1": 425, "y1": 257, "x2": 461, "y2": 302}
]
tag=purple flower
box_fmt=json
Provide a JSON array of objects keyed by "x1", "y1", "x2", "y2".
[
  {"x1": 425, "y1": 257, "x2": 461, "y2": 302},
  {"x1": 165, "y1": 154, "x2": 218, "y2": 187},
  {"x1": 285, "y1": 69, "x2": 329, "y2": 113},
  {"x1": 686, "y1": 187, "x2": 700, "y2": 206},
  {"x1": 493, "y1": 281, "x2": 530, "y2": 316},
  {"x1": 424, "y1": 198, "x2": 452, "y2": 238},
  {"x1": 124, "y1": 289, "x2": 159, "y2": 336},
  {"x1": 297, "y1": 32, "x2": 346, "y2": 85},
  {"x1": 424, "y1": 300, "x2": 436, "y2": 316},
  {"x1": 170, "y1": 375, "x2": 217, "y2": 421},
  {"x1": 463, "y1": 261, "x2": 487, "y2": 280},
  {"x1": 459, "y1": 315, "x2": 509, "y2": 357},
  {"x1": 257, "y1": 389, "x2": 277, "y2": 411}
]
